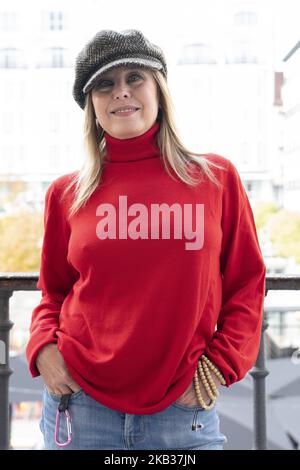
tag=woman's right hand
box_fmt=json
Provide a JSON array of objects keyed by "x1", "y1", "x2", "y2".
[
  {"x1": 175, "y1": 370, "x2": 222, "y2": 407},
  {"x1": 36, "y1": 343, "x2": 82, "y2": 395}
]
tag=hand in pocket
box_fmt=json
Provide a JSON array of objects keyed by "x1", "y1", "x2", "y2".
[
  {"x1": 176, "y1": 370, "x2": 222, "y2": 407},
  {"x1": 36, "y1": 343, "x2": 82, "y2": 395}
]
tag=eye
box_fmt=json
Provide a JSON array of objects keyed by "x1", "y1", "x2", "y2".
[
  {"x1": 95, "y1": 79, "x2": 112, "y2": 89},
  {"x1": 128, "y1": 73, "x2": 143, "y2": 82},
  {"x1": 94, "y1": 73, "x2": 143, "y2": 89}
]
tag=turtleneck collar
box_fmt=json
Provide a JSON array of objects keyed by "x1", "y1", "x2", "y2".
[{"x1": 104, "y1": 121, "x2": 161, "y2": 163}]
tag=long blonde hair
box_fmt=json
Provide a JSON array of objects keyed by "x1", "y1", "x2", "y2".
[{"x1": 62, "y1": 68, "x2": 225, "y2": 218}]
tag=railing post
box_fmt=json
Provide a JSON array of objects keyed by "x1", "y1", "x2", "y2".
[
  {"x1": 0, "y1": 290, "x2": 14, "y2": 450},
  {"x1": 249, "y1": 300, "x2": 269, "y2": 450}
]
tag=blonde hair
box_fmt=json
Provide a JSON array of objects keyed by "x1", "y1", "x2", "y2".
[{"x1": 62, "y1": 68, "x2": 225, "y2": 218}]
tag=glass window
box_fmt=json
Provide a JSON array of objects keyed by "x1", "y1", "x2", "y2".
[
  {"x1": 226, "y1": 40, "x2": 258, "y2": 64},
  {"x1": 178, "y1": 43, "x2": 217, "y2": 65},
  {"x1": 49, "y1": 11, "x2": 64, "y2": 31},
  {"x1": 37, "y1": 47, "x2": 69, "y2": 68},
  {"x1": 0, "y1": 12, "x2": 18, "y2": 32},
  {"x1": 234, "y1": 11, "x2": 258, "y2": 27},
  {"x1": 0, "y1": 48, "x2": 25, "y2": 68}
]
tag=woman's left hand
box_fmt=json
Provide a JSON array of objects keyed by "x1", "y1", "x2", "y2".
[{"x1": 175, "y1": 369, "x2": 222, "y2": 407}]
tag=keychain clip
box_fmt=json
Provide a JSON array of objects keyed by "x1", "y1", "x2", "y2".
[{"x1": 55, "y1": 394, "x2": 73, "y2": 447}]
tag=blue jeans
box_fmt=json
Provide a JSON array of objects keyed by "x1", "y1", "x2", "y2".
[{"x1": 39, "y1": 386, "x2": 227, "y2": 450}]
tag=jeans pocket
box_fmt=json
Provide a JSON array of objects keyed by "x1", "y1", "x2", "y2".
[
  {"x1": 171, "y1": 401, "x2": 205, "y2": 411},
  {"x1": 171, "y1": 397, "x2": 219, "y2": 412}
]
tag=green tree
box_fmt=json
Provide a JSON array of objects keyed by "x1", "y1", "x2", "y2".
[
  {"x1": 268, "y1": 210, "x2": 300, "y2": 263},
  {"x1": 0, "y1": 211, "x2": 43, "y2": 272},
  {"x1": 252, "y1": 202, "x2": 279, "y2": 230}
]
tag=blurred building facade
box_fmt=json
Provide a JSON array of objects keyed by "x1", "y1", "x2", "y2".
[
  {"x1": 0, "y1": 0, "x2": 299, "y2": 213},
  {"x1": 0, "y1": 0, "x2": 84, "y2": 212},
  {"x1": 277, "y1": 41, "x2": 300, "y2": 211},
  {"x1": 172, "y1": 1, "x2": 275, "y2": 208}
]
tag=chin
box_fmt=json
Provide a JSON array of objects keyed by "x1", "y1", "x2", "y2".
[{"x1": 114, "y1": 124, "x2": 147, "y2": 139}]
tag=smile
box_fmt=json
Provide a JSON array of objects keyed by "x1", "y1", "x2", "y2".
[{"x1": 112, "y1": 109, "x2": 139, "y2": 117}]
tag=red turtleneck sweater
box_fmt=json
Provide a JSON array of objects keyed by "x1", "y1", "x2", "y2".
[{"x1": 26, "y1": 121, "x2": 266, "y2": 414}]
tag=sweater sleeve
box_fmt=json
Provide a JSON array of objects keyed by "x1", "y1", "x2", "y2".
[
  {"x1": 26, "y1": 181, "x2": 79, "y2": 377},
  {"x1": 204, "y1": 159, "x2": 266, "y2": 386}
]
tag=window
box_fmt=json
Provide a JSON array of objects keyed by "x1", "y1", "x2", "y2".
[
  {"x1": 38, "y1": 47, "x2": 69, "y2": 68},
  {"x1": 226, "y1": 40, "x2": 258, "y2": 64},
  {"x1": 1, "y1": 112, "x2": 15, "y2": 133},
  {"x1": 0, "y1": 12, "x2": 18, "y2": 31},
  {"x1": 49, "y1": 11, "x2": 64, "y2": 31},
  {"x1": 51, "y1": 47, "x2": 65, "y2": 67},
  {"x1": 234, "y1": 11, "x2": 258, "y2": 27},
  {"x1": 178, "y1": 43, "x2": 217, "y2": 65},
  {"x1": 41, "y1": 11, "x2": 66, "y2": 31},
  {"x1": 0, "y1": 48, "x2": 25, "y2": 68}
]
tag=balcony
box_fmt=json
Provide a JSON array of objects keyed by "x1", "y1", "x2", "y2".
[{"x1": 0, "y1": 273, "x2": 300, "y2": 450}]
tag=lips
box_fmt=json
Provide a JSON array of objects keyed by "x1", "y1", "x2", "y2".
[
  {"x1": 112, "y1": 108, "x2": 140, "y2": 117},
  {"x1": 111, "y1": 107, "x2": 140, "y2": 114}
]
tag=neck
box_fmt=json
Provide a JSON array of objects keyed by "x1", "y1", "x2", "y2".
[{"x1": 104, "y1": 121, "x2": 161, "y2": 163}]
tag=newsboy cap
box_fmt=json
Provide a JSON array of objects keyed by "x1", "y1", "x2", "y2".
[{"x1": 72, "y1": 29, "x2": 168, "y2": 109}]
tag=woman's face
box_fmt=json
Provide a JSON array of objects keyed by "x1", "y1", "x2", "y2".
[{"x1": 91, "y1": 66, "x2": 160, "y2": 139}]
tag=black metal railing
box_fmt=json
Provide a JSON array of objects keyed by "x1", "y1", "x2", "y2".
[{"x1": 0, "y1": 273, "x2": 300, "y2": 450}]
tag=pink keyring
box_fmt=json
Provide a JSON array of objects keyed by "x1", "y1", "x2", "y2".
[{"x1": 55, "y1": 408, "x2": 73, "y2": 447}]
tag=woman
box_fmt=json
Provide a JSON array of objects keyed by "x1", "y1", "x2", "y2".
[{"x1": 26, "y1": 29, "x2": 266, "y2": 450}]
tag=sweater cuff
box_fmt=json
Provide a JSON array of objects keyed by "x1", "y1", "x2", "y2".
[{"x1": 25, "y1": 329, "x2": 59, "y2": 377}]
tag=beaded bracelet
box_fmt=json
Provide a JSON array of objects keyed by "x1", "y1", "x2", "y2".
[
  {"x1": 193, "y1": 354, "x2": 226, "y2": 410},
  {"x1": 202, "y1": 355, "x2": 226, "y2": 386}
]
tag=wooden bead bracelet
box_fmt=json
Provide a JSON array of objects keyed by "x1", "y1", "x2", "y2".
[{"x1": 193, "y1": 355, "x2": 226, "y2": 410}]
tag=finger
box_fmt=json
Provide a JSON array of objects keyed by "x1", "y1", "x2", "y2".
[
  {"x1": 66, "y1": 380, "x2": 82, "y2": 393},
  {"x1": 46, "y1": 384, "x2": 74, "y2": 395},
  {"x1": 60, "y1": 384, "x2": 76, "y2": 395}
]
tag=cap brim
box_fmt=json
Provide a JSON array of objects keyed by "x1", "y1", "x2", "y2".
[{"x1": 82, "y1": 57, "x2": 163, "y2": 94}]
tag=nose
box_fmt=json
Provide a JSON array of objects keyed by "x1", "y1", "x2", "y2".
[{"x1": 112, "y1": 81, "x2": 132, "y2": 100}]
